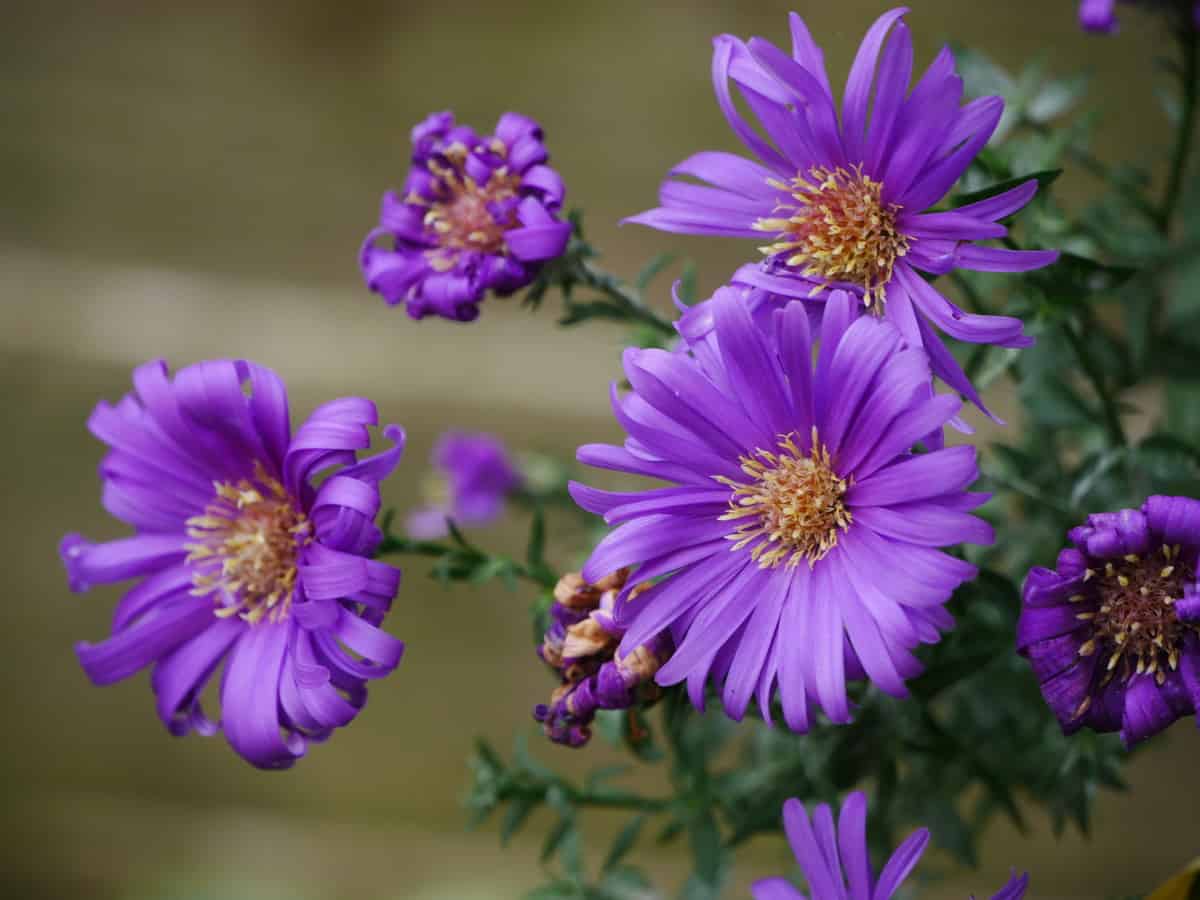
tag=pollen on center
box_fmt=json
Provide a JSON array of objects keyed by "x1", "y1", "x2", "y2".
[
  {"x1": 716, "y1": 427, "x2": 852, "y2": 569},
  {"x1": 753, "y1": 164, "x2": 910, "y2": 312}
]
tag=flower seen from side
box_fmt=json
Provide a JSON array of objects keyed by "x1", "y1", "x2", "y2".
[{"x1": 534, "y1": 570, "x2": 672, "y2": 747}]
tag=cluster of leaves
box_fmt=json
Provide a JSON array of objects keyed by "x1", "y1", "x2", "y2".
[
  {"x1": 375, "y1": 508, "x2": 557, "y2": 591},
  {"x1": 949, "y1": 35, "x2": 1200, "y2": 574},
  {"x1": 525, "y1": 211, "x2": 695, "y2": 345}
]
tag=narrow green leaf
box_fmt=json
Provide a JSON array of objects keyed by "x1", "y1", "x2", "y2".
[
  {"x1": 602, "y1": 814, "x2": 647, "y2": 871},
  {"x1": 678, "y1": 261, "x2": 699, "y2": 306},
  {"x1": 952, "y1": 169, "x2": 1061, "y2": 208},
  {"x1": 500, "y1": 795, "x2": 537, "y2": 846},
  {"x1": 526, "y1": 504, "x2": 547, "y2": 570},
  {"x1": 635, "y1": 252, "x2": 677, "y2": 292}
]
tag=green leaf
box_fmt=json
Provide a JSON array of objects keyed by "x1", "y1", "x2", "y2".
[
  {"x1": 559, "y1": 299, "x2": 633, "y2": 327},
  {"x1": 525, "y1": 880, "x2": 580, "y2": 900},
  {"x1": 1026, "y1": 73, "x2": 1089, "y2": 122},
  {"x1": 635, "y1": 252, "x2": 677, "y2": 292},
  {"x1": 952, "y1": 169, "x2": 1061, "y2": 208},
  {"x1": 678, "y1": 261, "x2": 699, "y2": 306},
  {"x1": 1070, "y1": 448, "x2": 1127, "y2": 509},
  {"x1": 595, "y1": 867, "x2": 653, "y2": 900},
  {"x1": 686, "y1": 811, "x2": 727, "y2": 891},
  {"x1": 541, "y1": 816, "x2": 574, "y2": 865},
  {"x1": 655, "y1": 819, "x2": 684, "y2": 846},
  {"x1": 500, "y1": 795, "x2": 537, "y2": 846},
  {"x1": 585, "y1": 764, "x2": 632, "y2": 792},
  {"x1": 602, "y1": 814, "x2": 647, "y2": 871},
  {"x1": 526, "y1": 504, "x2": 547, "y2": 570}
]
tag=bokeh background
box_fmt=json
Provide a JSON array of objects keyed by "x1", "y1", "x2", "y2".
[{"x1": 3, "y1": 1, "x2": 1198, "y2": 897}]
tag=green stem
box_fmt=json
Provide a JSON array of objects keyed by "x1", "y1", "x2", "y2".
[
  {"x1": 568, "y1": 790, "x2": 670, "y2": 813},
  {"x1": 1160, "y1": 17, "x2": 1200, "y2": 234},
  {"x1": 580, "y1": 260, "x2": 677, "y2": 337},
  {"x1": 374, "y1": 534, "x2": 556, "y2": 589},
  {"x1": 1062, "y1": 322, "x2": 1127, "y2": 448}
]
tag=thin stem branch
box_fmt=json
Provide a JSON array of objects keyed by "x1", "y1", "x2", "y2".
[
  {"x1": 1062, "y1": 322, "x2": 1127, "y2": 448},
  {"x1": 374, "y1": 533, "x2": 556, "y2": 589},
  {"x1": 1160, "y1": 17, "x2": 1200, "y2": 233},
  {"x1": 580, "y1": 260, "x2": 677, "y2": 337}
]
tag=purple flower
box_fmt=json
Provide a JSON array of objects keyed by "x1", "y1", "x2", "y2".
[
  {"x1": 534, "y1": 570, "x2": 672, "y2": 747},
  {"x1": 360, "y1": 110, "x2": 571, "y2": 323},
  {"x1": 405, "y1": 431, "x2": 522, "y2": 539},
  {"x1": 569, "y1": 286, "x2": 991, "y2": 729},
  {"x1": 60, "y1": 359, "x2": 407, "y2": 769},
  {"x1": 1079, "y1": 0, "x2": 1200, "y2": 32},
  {"x1": 1017, "y1": 496, "x2": 1200, "y2": 747},
  {"x1": 1079, "y1": 0, "x2": 1120, "y2": 30},
  {"x1": 627, "y1": 8, "x2": 1058, "y2": 418},
  {"x1": 752, "y1": 792, "x2": 1029, "y2": 900}
]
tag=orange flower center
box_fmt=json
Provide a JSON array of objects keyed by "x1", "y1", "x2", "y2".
[
  {"x1": 185, "y1": 462, "x2": 311, "y2": 625},
  {"x1": 716, "y1": 428, "x2": 852, "y2": 569},
  {"x1": 409, "y1": 141, "x2": 522, "y2": 271},
  {"x1": 753, "y1": 165, "x2": 910, "y2": 313}
]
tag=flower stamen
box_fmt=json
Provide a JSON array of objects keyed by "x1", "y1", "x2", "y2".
[
  {"x1": 753, "y1": 164, "x2": 909, "y2": 312},
  {"x1": 185, "y1": 461, "x2": 311, "y2": 625},
  {"x1": 716, "y1": 427, "x2": 851, "y2": 569},
  {"x1": 409, "y1": 143, "x2": 523, "y2": 271},
  {"x1": 1082, "y1": 543, "x2": 1196, "y2": 692}
]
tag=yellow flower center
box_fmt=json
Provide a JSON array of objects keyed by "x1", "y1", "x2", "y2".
[
  {"x1": 716, "y1": 428, "x2": 852, "y2": 569},
  {"x1": 1073, "y1": 544, "x2": 1197, "y2": 713},
  {"x1": 185, "y1": 462, "x2": 311, "y2": 625},
  {"x1": 753, "y1": 165, "x2": 910, "y2": 312},
  {"x1": 409, "y1": 140, "x2": 522, "y2": 272}
]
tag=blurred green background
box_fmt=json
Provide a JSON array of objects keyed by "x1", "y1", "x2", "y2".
[{"x1": 2, "y1": 1, "x2": 1198, "y2": 897}]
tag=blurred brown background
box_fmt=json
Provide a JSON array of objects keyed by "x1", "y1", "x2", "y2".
[{"x1": 2, "y1": 1, "x2": 1197, "y2": 897}]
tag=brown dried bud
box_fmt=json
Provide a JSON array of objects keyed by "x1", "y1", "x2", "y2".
[
  {"x1": 563, "y1": 617, "x2": 618, "y2": 660},
  {"x1": 554, "y1": 572, "x2": 601, "y2": 609},
  {"x1": 540, "y1": 639, "x2": 563, "y2": 669},
  {"x1": 593, "y1": 568, "x2": 631, "y2": 593},
  {"x1": 616, "y1": 643, "x2": 664, "y2": 682}
]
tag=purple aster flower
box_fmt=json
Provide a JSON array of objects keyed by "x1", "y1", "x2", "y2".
[
  {"x1": 626, "y1": 8, "x2": 1058, "y2": 418},
  {"x1": 534, "y1": 570, "x2": 672, "y2": 747},
  {"x1": 752, "y1": 792, "x2": 1029, "y2": 900},
  {"x1": 59, "y1": 359, "x2": 407, "y2": 769},
  {"x1": 569, "y1": 286, "x2": 991, "y2": 729},
  {"x1": 1079, "y1": 0, "x2": 1120, "y2": 30},
  {"x1": 360, "y1": 110, "x2": 571, "y2": 322},
  {"x1": 405, "y1": 430, "x2": 522, "y2": 539},
  {"x1": 1017, "y1": 496, "x2": 1200, "y2": 747},
  {"x1": 1079, "y1": 0, "x2": 1200, "y2": 32}
]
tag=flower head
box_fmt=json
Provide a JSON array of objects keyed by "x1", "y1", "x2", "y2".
[
  {"x1": 570, "y1": 286, "x2": 991, "y2": 728},
  {"x1": 627, "y1": 8, "x2": 1058, "y2": 418},
  {"x1": 1079, "y1": 0, "x2": 1120, "y2": 30},
  {"x1": 1079, "y1": 0, "x2": 1200, "y2": 32},
  {"x1": 361, "y1": 111, "x2": 571, "y2": 322},
  {"x1": 534, "y1": 570, "x2": 672, "y2": 747},
  {"x1": 1017, "y1": 496, "x2": 1200, "y2": 747},
  {"x1": 405, "y1": 431, "x2": 522, "y2": 539},
  {"x1": 752, "y1": 792, "x2": 1029, "y2": 900},
  {"x1": 60, "y1": 359, "x2": 407, "y2": 769}
]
